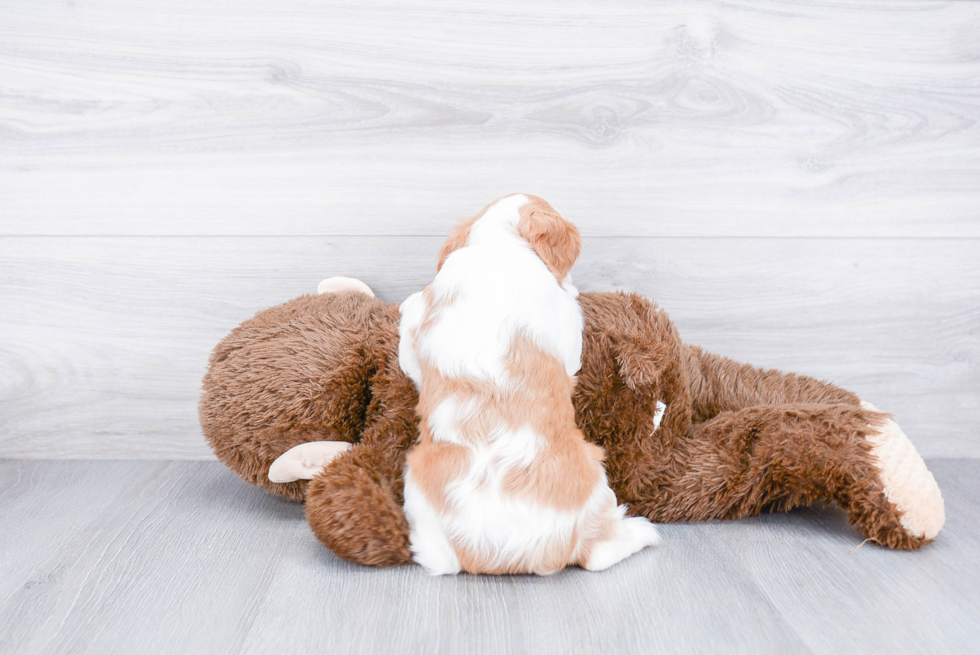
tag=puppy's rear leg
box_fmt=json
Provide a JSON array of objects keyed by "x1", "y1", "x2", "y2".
[
  {"x1": 583, "y1": 501, "x2": 661, "y2": 572},
  {"x1": 403, "y1": 469, "x2": 462, "y2": 576}
]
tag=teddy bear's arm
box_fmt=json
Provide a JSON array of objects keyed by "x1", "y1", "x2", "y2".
[
  {"x1": 304, "y1": 419, "x2": 416, "y2": 567},
  {"x1": 268, "y1": 441, "x2": 353, "y2": 483},
  {"x1": 305, "y1": 443, "x2": 413, "y2": 567},
  {"x1": 304, "y1": 353, "x2": 421, "y2": 567}
]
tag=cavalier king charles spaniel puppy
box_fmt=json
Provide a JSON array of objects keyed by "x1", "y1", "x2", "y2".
[{"x1": 398, "y1": 194, "x2": 660, "y2": 575}]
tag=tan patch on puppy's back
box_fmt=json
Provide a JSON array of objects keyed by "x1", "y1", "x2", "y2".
[
  {"x1": 408, "y1": 362, "x2": 498, "y2": 516},
  {"x1": 518, "y1": 195, "x2": 581, "y2": 282},
  {"x1": 411, "y1": 334, "x2": 602, "y2": 519},
  {"x1": 416, "y1": 365, "x2": 497, "y2": 446},
  {"x1": 499, "y1": 335, "x2": 603, "y2": 511},
  {"x1": 406, "y1": 437, "x2": 470, "y2": 515}
]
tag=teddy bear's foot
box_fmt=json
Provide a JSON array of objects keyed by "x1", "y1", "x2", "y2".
[
  {"x1": 268, "y1": 441, "x2": 353, "y2": 483},
  {"x1": 317, "y1": 276, "x2": 375, "y2": 297},
  {"x1": 861, "y1": 401, "x2": 945, "y2": 544}
]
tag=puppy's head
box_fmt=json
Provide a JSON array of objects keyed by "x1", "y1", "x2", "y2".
[
  {"x1": 517, "y1": 195, "x2": 581, "y2": 283},
  {"x1": 437, "y1": 195, "x2": 581, "y2": 282}
]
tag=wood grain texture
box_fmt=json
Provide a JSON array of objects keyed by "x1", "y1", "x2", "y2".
[
  {"x1": 1, "y1": 459, "x2": 977, "y2": 654},
  {"x1": 2, "y1": 0, "x2": 979, "y2": 236},
  {"x1": 1, "y1": 236, "x2": 976, "y2": 459}
]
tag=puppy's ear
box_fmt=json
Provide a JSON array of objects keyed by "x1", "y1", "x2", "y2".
[
  {"x1": 437, "y1": 217, "x2": 475, "y2": 271},
  {"x1": 518, "y1": 196, "x2": 581, "y2": 282},
  {"x1": 437, "y1": 200, "x2": 496, "y2": 271}
]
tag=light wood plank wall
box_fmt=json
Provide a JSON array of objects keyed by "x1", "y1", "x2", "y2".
[{"x1": 1, "y1": 0, "x2": 978, "y2": 458}]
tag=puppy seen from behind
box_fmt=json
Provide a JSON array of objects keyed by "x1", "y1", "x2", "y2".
[{"x1": 399, "y1": 194, "x2": 661, "y2": 575}]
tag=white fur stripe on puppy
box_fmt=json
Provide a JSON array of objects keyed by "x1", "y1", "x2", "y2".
[
  {"x1": 861, "y1": 401, "x2": 945, "y2": 539},
  {"x1": 317, "y1": 277, "x2": 375, "y2": 297}
]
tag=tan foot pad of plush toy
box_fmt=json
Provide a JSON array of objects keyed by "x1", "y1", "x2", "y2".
[
  {"x1": 269, "y1": 441, "x2": 353, "y2": 483},
  {"x1": 861, "y1": 401, "x2": 945, "y2": 540},
  {"x1": 316, "y1": 276, "x2": 375, "y2": 297}
]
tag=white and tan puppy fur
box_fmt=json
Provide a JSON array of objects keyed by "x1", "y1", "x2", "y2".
[{"x1": 398, "y1": 194, "x2": 661, "y2": 575}]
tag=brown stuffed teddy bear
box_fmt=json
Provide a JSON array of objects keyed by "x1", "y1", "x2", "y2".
[{"x1": 199, "y1": 279, "x2": 945, "y2": 567}]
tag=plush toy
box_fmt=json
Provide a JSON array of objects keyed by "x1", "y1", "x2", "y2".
[{"x1": 199, "y1": 279, "x2": 945, "y2": 567}]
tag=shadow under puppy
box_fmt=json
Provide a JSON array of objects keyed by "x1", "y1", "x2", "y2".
[{"x1": 397, "y1": 194, "x2": 661, "y2": 574}]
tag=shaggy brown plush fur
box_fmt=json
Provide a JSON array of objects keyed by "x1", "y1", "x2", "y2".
[{"x1": 200, "y1": 290, "x2": 938, "y2": 566}]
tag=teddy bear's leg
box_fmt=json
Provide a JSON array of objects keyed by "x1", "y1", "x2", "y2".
[
  {"x1": 299, "y1": 320, "x2": 420, "y2": 567},
  {"x1": 661, "y1": 403, "x2": 943, "y2": 550},
  {"x1": 858, "y1": 401, "x2": 945, "y2": 544},
  {"x1": 304, "y1": 443, "x2": 412, "y2": 567},
  {"x1": 683, "y1": 345, "x2": 861, "y2": 421},
  {"x1": 317, "y1": 276, "x2": 375, "y2": 297}
]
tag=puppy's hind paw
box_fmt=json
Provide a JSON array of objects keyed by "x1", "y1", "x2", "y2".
[{"x1": 583, "y1": 516, "x2": 661, "y2": 572}]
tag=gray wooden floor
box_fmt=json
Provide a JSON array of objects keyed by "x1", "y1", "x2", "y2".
[{"x1": 1, "y1": 459, "x2": 977, "y2": 655}]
